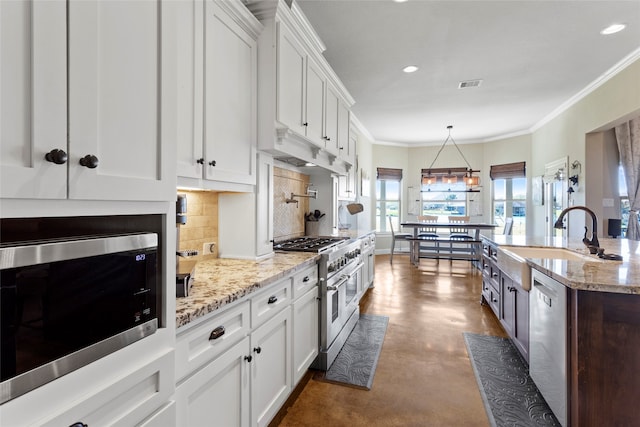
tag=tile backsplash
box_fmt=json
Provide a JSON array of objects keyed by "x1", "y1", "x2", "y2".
[
  {"x1": 274, "y1": 167, "x2": 310, "y2": 240},
  {"x1": 177, "y1": 190, "x2": 218, "y2": 261}
]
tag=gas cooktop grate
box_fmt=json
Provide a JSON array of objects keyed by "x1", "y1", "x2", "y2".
[{"x1": 273, "y1": 236, "x2": 348, "y2": 252}]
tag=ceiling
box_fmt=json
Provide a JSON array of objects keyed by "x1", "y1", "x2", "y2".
[{"x1": 295, "y1": 0, "x2": 640, "y2": 146}]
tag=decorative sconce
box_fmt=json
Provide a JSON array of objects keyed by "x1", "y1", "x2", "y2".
[{"x1": 568, "y1": 160, "x2": 581, "y2": 192}]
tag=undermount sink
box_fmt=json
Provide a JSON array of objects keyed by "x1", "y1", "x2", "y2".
[{"x1": 497, "y1": 246, "x2": 600, "y2": 291}]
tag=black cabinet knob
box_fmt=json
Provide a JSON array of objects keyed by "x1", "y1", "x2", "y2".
[
  {"x1": 303, "y1": 122, "x2": 308, "y2": 127},
  {"x1": 267, "y1": 295, "x2": 277, "y2": 304},
  {"x1": 209, "y1": 160, "x2": 216, "y2": 167},
  {"x1": 253, "y1": 346, "x2": 262, "y2": 354},
  {"x1": 79, "y1": 154, "x2": 99, "y2": 169},
  {"x1": 196, "y1": 158, "x2": 205, "y2": 165},
  {"x1": 244, "y1": 355, "x2": 253, "y2": 363},
  {"x1": 45, "y1": 149, "x2": 68, "y2": 165}
]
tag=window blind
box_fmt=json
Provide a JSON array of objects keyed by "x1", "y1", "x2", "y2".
[
  {"x1": 377, "y1": 167, "x2": 403, "y2": 180},
  {"x1": 490, "y1": 161, "x2": 526, "y2": 180}
]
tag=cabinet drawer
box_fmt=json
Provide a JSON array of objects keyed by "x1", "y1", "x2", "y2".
[
  {"x1": 176, "y1": 301, "x2": 250, "y2": 382},
  {"x1": 38, "y1": 350, "x2": 173, "y2": 427},
  {"x1": 292, "y1": 264, "x2": 318, "y2": 299},
  {"x1": 251, "y1": 279, "x2": 291, "y2": 329}
]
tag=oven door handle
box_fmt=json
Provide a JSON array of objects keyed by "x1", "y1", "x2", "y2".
[{"x1": 326, "y1": 275, "x2": 349, "y2": 291}]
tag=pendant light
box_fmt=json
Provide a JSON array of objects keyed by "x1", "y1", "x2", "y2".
[{"x1": 423, "y1": 125, "x2": 480, "y2": 188}]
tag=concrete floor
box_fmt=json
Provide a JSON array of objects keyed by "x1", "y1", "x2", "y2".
[{"x1": 275, "y1": 254, "x2": 507, "y2": 427}]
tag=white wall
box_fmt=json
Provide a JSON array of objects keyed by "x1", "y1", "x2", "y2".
[{"x1": 370, "y1": 57, "x2": 640, "y2": 250}]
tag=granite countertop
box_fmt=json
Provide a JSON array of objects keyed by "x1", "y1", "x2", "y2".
[
  {"x1": 175, "y1": 252, "x2": 320, "y2": 329},
  {"x1": 482, "y1": 235, "x2": 640, "y2": 294}
]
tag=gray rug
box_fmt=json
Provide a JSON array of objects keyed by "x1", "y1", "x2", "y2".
[
  {"x1": 463, "y1": 333, "x2": 561, "y2": 427},
  {"x1": 323, "y1": 314, "x2": 389, "y2": 389}
]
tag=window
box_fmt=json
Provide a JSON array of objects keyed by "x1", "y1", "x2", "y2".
[
  {"x1": 420, "y1": 181, "x2": 468, "y2": 218},
  {"x1": 376, "y1": 168, "x2": 402, "y2": 232},
  {"x1": 490, "y1": 162, "x2": 526, "y2": 235}
]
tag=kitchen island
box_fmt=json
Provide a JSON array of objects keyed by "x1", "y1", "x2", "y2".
[{"x1": 481, "y1": 234, "x2": 640, "y2": 427}]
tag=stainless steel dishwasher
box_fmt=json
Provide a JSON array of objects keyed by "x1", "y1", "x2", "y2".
[{"x1": 530, "y1": 269, "x2": 568, "y2": 427}]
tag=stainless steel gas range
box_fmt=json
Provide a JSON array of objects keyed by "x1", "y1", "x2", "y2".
[{"x1": 274, "y1": 236, "x2": 364, "y2": 370}]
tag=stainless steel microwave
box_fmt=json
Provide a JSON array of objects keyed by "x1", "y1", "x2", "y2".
[{"x1": 0, "y1": 232, "x2": 159, "y2": 404}]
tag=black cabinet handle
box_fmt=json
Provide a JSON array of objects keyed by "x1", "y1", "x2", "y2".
[
  {"x1": 244, "y1": 355, "x2": 253, "y2": 363},
  {"x1": 209, "y1": 326, "x2": 225, "y2": 340},
  {"x1": 303, "y1": 276, "x2": 310, "y2": 282},
  {"x1": 209, "y1": 160, "x2": 216, "y2": 167},
  {"x1": 339, "y1": 146, "x2": 344, "y2": 150},
  {"x1": 253, "y1": 346, "x2": 261, "y2": 354},
  {"x1": 79, "y1": 154, "x2": 99, "y2": 169},
  {"x1": 267, "y1": 295, "x2": 277, "y2": 304},
  {"x1": 303, "y1": 122, "x2": 308, "y2": 127},
  {"x1": 508, "y1": 286, "x2": 516, "y2": 292},
  {"x1": 69, "y1": 423, "x2": 88, "y2": 427},
  {"x1": 196, "y1": 158, "x2": 205, "y2": 165},
  {"x1": 45, "y1": 149, "x2": 68, "y2": 165}
]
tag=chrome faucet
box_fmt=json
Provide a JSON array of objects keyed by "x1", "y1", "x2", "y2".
[{"x1": 554, "y1": 205, "x2": 600, "y2": 253}]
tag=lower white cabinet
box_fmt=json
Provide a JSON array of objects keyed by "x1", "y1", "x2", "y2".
[
  {"x1": 250, "y1": 307, "x2": 292, "y2": 427},
  {"x1": 176, "y1": 336, "x2": 251, "y2": 427},
  {"x1": 175, "y1": 263, "x2": 318, "y2": 427},
  {"x1": 35, "y1": 350, "x2": 174, "y2": 427},
  {"x1": 292, "y1": 286, "x2": 319, "y2": 385}
]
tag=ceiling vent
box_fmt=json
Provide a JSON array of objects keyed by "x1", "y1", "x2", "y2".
[{"x1": 458, "y1": 79, "x2": 483, "y2": 89}]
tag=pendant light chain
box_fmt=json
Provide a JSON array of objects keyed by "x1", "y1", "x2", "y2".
[{"x1": 426, "y1": 125, "x2": 473, "y2": 171}]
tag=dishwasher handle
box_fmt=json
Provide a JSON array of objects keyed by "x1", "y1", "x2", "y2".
[{"x1": 534, "y1": 282, "x2": 556, "y2": 307}]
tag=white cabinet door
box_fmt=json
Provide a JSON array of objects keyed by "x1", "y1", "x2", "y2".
[
  {"x1": 292, "y1": 286, "x2": 319, "y2": 386},
  {"x1": 176, "y1": 336, "x2": 251, "y2": 427},
  {"x1": 256, "y1": 153, "x2": 274, "y2": 257},
  {"x1": 277, "y1": 24, "x2": 306, "y2": 136},
  {"x1": 1, "y1": 0, "x2": 67, "y2": 199},
  {"x1": 204, "y1": 1, "x2": 257, "y2": 186},
  {"x1": 305, "y1": 57, "x2": 325, "y2": 147},
  {"x1": 176, "y1": 0, "x2": 205, "y2": 180},
  {"x1": 67, "y1": 0, "x2": 169, "y2": 201},
  {"x1": 324, "y1": 85, "x2": 339, "y2": 156},
  {"x1": 337, "y1": 102, "x2": 351, "y2": 161},
  {"x1": 251, "y1": 307, "x2": 291, "y2": 427}
]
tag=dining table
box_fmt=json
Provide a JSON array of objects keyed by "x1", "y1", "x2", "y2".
[{"x1": 400, "y1": 221, "x2": 499, "y2": 266}]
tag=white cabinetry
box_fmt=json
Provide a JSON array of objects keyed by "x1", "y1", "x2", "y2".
[
  {"x1": 176, "y1": 0, "x2": 262, "y2": 191},
  {"x1": 362, "y1": 234, "x2": 376, "y2": 289},
  {"x1": 250, "y1": 0, "x2": 355, "y2": 175},
  {"x1": 1, "y1": 0, "x2": 172, "y2": 201},
  {"x1": 176, "y1": 336, "x2": 251, "y2": 427},
  {"x1": 175, "y1": 262, "x2": 317, "y2": 427},
  {"x1": 6, "y1": 350, "x2": 174, "y2": 427},
  {"x1": 291, "y1": 265, "x2": 319, "y2": 385},
  {"x1": 256, "y1": 153, "x2": 275, "y2": 257},
  {"x1": 250, "y1": 307, "x2": 291, "y2": 427}
]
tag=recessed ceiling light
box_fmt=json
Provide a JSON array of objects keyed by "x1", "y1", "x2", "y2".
[
  {"x1": 403, "y1": 65, "x2": 418, "y2": 73},
  {"x1": 600, "y1": 23, "x2": 626, "y2": 35},
  {"x1": 393, "y1": 0, "x2": 409, "y2": 3}
]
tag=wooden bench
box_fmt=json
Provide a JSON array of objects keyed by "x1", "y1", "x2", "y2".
[{"x1": 406, "y1": 236, "x2": 482, "y2": 265}]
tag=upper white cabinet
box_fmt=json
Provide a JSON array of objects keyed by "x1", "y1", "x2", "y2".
[
  {"x1": 1, "y1": 0, "x2": 173, "y2": 201},
  {"x1": 176, "y1": 0, "x2": 262, "y2": 191},
  {"x1": 250, "y1": 0, "x2": 355, "y2": 175}
]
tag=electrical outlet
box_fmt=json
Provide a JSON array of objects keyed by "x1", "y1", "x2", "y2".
[{"x1": 203, "y1": 242, "x2": 216, "y2": 254}]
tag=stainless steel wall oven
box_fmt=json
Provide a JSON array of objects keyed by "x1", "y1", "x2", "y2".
[{"x1": 0, "y1": 232, "x2": 159, "y2": 404}]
